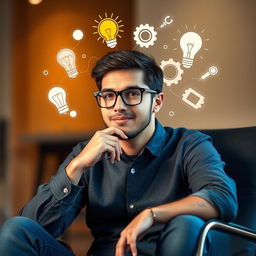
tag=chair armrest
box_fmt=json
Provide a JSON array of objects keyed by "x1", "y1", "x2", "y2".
[{"x1": 196, "y1": 220, "x2": 256, "y2": 256}]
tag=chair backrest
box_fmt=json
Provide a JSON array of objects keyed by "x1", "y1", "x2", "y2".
[{"x1": 200, "y1": 127, "x2": 256, "y2": 229}]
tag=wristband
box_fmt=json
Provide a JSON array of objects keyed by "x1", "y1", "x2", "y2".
[{"x1": 149, "y1": 208, "x2": 157, "y2": 224}]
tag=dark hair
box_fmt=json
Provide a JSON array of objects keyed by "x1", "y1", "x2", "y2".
[{"x1": 91, "y1": 50, "x2": 163, "y2": 92}]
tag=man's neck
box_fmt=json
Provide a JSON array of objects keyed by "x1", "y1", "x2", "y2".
[{"x1": 120, "y1": 119, "x2": 156, "y2": 155}]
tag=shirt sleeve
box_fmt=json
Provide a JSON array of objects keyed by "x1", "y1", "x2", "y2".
[
  {"x1": 19, "y1": 141, "x2": 88, "y2": 238},
  {"x1": 183, "y1": 131, "x2": 238, "y2": 221}
]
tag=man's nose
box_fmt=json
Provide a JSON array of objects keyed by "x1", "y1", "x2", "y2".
[{"x1": 114, "y1": 95, "x2": 127, "y2": 111}]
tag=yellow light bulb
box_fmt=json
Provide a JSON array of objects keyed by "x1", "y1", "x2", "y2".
[
  {"x1": 98, "y1": 18, "x2": 118, "y2": 48},
  {"x1": 93, "y1": 13, "x2": 124, "y2": 48}
]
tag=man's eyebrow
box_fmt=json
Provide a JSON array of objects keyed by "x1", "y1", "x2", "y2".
[{"x1": 101, "y1": 85, "x2": 141, "y2": 91}]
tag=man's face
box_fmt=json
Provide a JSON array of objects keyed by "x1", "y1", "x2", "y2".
[{"x1": 100, "y1": 69, "x2": 155, "y2": 138}]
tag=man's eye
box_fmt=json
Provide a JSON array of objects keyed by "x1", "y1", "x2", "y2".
[
  {"x1": 102, "y1": 93, "x2": 114, "y2": 99},
  {"x1": 127, "y1": 91, "x2": 140, "y2": 96}
]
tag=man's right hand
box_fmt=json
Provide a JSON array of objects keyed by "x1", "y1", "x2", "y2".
[{"x1": 66, "y1": 127, "x2": 128, "y2": 184}]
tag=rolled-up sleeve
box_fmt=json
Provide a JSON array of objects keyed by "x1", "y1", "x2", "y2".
[
  {"x1": 183, "y1": 132, "x2": 238, "y2": 221},
  {"x1": 19, "y1": 142, "x2": 88, "y2": 237}
]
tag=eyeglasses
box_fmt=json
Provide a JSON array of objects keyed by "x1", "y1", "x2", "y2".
[{"x1": 93, "y1": 87, "x2": 158, "y2": 108}]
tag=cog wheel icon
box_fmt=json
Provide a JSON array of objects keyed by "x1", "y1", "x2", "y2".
[
  {"x1": 160, "y1": 58, "x2": 184, "y2": 86},
  {"x1": 133, "y1": 24, "x2": 157, "y2": 48}
]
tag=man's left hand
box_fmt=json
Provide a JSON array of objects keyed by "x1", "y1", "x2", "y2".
[{"x1": 115, "y1": 209, "x2": 154, "y2": 256}]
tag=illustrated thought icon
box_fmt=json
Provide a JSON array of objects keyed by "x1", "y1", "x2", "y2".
[
  {"x1": 180, "y1": 32, "x2": 202, "y2": 68},
  {"x1": 48, "y1": 87, "x2": 69, "y2": 114},
  {"x1": 93, "y1": 13, "x2": 124, "y2": 48},
  {"x1": 182, "y1": 88, "x2": 205, "y2": 109},
  {"x1": 160, "y1": 16, "x2": 173, "y2": 28},
  {"x1": 160, "y1": 58, "x2": 184, "y2": 86},
  {"x1": 72, "y1": 29, "x2": 84, "y2": 41},
  {"x1": 201, "y1": 65, "x2": 218, "y2": 80},
  {"x1": 133, "y1": 24, "x2": 157, "y2": 48},
  {"x1": 57, "y1": 49, "x2": 78, "y2": 78}
]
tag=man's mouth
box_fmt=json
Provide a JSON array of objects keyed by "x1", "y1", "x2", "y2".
[{"x1": 111, "y1": 115, "x2": 133, "y2": 124}]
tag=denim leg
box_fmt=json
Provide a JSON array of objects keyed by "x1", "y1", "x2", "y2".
[
  {"x1": 0, "y1": 216, "x2": 76, "y2": 256},
  {"x1": 156, "y1": 215, "x2": 212, "y2": 256}
]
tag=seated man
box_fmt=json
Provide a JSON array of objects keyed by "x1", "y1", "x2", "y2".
[{"x1": 0, "y1": 50, "x2": 237, "y2": 256}]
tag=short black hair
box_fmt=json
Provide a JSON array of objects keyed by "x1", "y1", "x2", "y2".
[{"x1": 91, "y1": 50, "x2": 163, "y2": 92}]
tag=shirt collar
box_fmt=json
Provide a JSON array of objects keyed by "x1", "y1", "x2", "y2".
[{"x1": 145, "y1": 119, "x2": 167, "y2": 157}]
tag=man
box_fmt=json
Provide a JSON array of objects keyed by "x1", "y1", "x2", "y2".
[{"x1": 0, "y1": 50, "x2": 237, "y2": 256}]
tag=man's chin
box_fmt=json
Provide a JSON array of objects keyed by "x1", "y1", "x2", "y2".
[
  {"x1": 122, "y1": 130, "x2": 140, "y2": 140},
  {"x1": 110, "y1": 126, "x2": 137, "y2": 140}
]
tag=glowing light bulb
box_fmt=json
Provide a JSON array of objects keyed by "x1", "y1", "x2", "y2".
[
  {"x1": 48, "y1": 87, "x2": 69, "y2": 114},
  {"x1": 98, "y1": 18, "x2": 118, "y2": 48},
  {"x1": 57, "y1": 48, "x2": 78, "y2": 78},
  {"x1": 180, "y1": 32, "x2": 202, "y2": 68},
  {"x1": 93, "y1": 13, "x2": 124, "y2": 48}
]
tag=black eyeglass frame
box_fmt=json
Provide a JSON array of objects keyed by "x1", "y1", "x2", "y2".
[{"x1": 93, "y1": 87, "x2": 158, "y2": 108}]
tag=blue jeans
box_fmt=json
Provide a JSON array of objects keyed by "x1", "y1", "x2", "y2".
[
  {"x1": 0, "y1": 215, "x2": 210, "y2": 256},
  {"x1": 0, "y1": 216, "x2": 75, "y2": 256}
]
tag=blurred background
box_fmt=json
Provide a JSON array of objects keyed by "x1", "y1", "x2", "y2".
[{"x1": 0, "y1": 0, "x2": 255, "y2": 255}]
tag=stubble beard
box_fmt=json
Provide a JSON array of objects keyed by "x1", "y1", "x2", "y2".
[{"x1": 104, "y1": 100, "x2": 154, "y2": 140}]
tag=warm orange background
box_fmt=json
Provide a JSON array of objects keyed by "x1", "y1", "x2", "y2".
[{"x1": 5, "y1": 0, "x2": 134, "y2": 215}]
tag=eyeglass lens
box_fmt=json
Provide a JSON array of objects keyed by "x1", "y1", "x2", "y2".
[{"x1": 98, "y1": 88, "x2": 142, "y2": 107}]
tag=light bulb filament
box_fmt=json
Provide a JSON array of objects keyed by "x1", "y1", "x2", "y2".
[
  {"x1": 186, "y1": 43, "x2": 194, "y2": 58},
  {"x1": 52, "y1": 93, "x2": 64, "y2": 108},
  {"x1": 48, "y1": 87, "x2": 69, "y2": 115},
  {"x1": 61, "y1": 55, "x2": 73, "y2": 70},
  {"x1": 105, "y1": 28, "x2": 112, "y2": 40},
  {"x1": 57, "y1": 49, "x2": 78, "y2": 78},
  {"x1": 180, "y1": 32, "x2": 202, "y2": 68}
]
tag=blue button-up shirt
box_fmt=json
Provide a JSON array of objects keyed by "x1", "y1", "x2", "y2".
[{"x1": 20, "y1": 120, "x2": 237, "y2": 254}]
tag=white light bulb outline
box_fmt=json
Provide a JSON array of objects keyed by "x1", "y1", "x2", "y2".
[
  {"x1": 180, "y1": 32, "x2": 202, "y2": 68},
  {"x1": 57, "y1": 48, "x2": 78, "y2": 78},
  {"x1": 48, "y1": 87, "x2": 69, "y2": 114}
]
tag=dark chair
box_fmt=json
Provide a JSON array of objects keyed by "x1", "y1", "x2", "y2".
[
  {"x1": 197, "y1": 127, "x2": 256, "y2": 255},
  {"x1": 58, "y1": 127, "x2": 256, "y2": 255}
]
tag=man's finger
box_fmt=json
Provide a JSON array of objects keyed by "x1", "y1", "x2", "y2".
[
  {"x1": 104, "y1": 127, "x2": 128, "y2": 140},
  {"x1": 115, "y1": 236, "x2": 126, "y2": 256},
  {"x1": 103, "y1": 144, "x2": 116, "y2": 164},
  {"x1": 127, "y1": 235, "x2": 137, "y2": 256}
]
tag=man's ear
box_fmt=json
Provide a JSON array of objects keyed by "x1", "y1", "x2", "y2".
[{"x1": 153, "y1": 93, "x2": 164, "y2": 113}]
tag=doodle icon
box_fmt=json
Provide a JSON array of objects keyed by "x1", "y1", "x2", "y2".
[
  {"x1": 201, "y1": 66, "x2": 218, "y2": 80},
  {"x1": 180, "y1": 32, "x2": 202, "y2": 68},
  {"x1": 160, "y1": 16, "x2": 173, "y2": 28},
  {"x1": 160, "y1": 58, "x2": 183, "y2": 86},
  {"x1": 48, "y1": 87, "x2": 69, "y2": 114},
  {"x1": 72, "y1": 29, "x2": 84, "y2": 41},
  {"x1": 182, "y1": 88, "x2": 205, "y2": 109},
  {"x1": 133, "y1": 24, "x2": 157, "y2": 48},
  {"x1": 57, "y1": 49, "x2": 78, "y2": 78},
  {"x1": 93, "y1": 13, "x2": 124, "y2": 48}
]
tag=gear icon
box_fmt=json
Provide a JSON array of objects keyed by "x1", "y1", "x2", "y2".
[
  {"x1": 133, "y1": 24, "x2": 157, "y2": 48},
  {"x1": 160, "y1": 58, "x2": 184, "y2": 86}
]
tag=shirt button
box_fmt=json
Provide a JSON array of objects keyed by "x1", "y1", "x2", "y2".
[
  {"x1": 129, "y1": 204, "x2": 134, "y2": 209},
  {"x1": 130, "y1": 168, "x2": 136, "y2": 174},
  {"x1": 63, "y1": 187, "x2": 69, "y2": 194}
]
